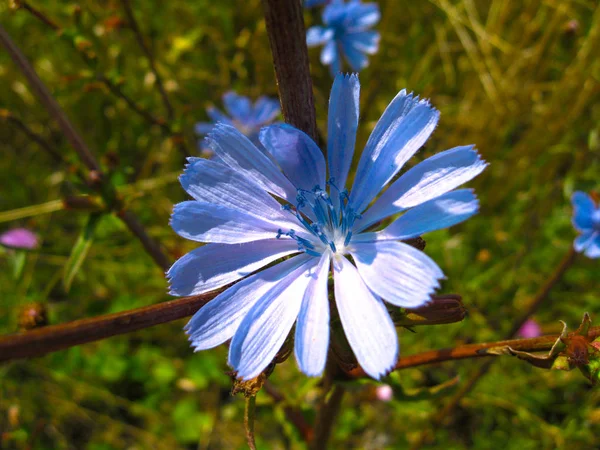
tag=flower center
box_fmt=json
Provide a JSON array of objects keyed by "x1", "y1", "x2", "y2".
[{"x1": 276, "y1": 179, "x2": 361, "y2": 257}]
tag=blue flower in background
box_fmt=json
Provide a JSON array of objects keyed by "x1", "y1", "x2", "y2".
[
  {"x1": 572, "y1": 191, "x2": 600, "y2": 258},
  {"x1": 307, "y1": 0, "x2": 380, "y2": 75},
  {"x1": 169, "y1": 74, "x2": 487, "y2": 380},
  {"x1": 305, "y1": 0, "x2": 330, "y2": 7},
  {"x1": 195, "y1": 92, "x2": 280, "y2": 147}
]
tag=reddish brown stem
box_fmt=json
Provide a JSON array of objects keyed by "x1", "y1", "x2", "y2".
[
  {"x1": 0, "y1": 292, "x2": 218, "y2": 362},
  {"x1": 346, "y1": 325, "x2": 600, "y2": 378},
  {"x1": 262, "y1": 0, "x2": 318, "y2": 142}
]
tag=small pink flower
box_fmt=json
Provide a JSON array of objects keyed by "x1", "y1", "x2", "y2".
[
  {"x1": 375, "y1": 384, "x2": 393, "y2": 402},
  {"x1": 518, "y1": 319, "x2": 542, "y2": 338},
  {"x1": 0, "y1": 228, "x2": 39, "y2": 250}
]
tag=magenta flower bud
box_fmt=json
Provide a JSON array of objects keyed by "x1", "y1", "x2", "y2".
[
  {"x1": 517, "y1": 319, "x2": 542, "y2": 338},
  {"x1": 0, "y1": 228, "x2": 38, "y2": 250}
]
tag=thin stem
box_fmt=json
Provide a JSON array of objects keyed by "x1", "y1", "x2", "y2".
[
  {"x1": 3, "y1": 111, "x2": 63, "y2": 163},
  {"x1": 0, "y1": 25, "x2": 99, "y2": 171},
  {"x1": 262, "y1": 0, "x2": 318, "y2": 142},
  {"x1": 0, "y1": 25, "x2": 171, "y2": 270},
  {"x1": 16, "y1": 2, "x2": 190, "y2": 157},
  {"x1": 120, "y1": 0, "x2": 174, "y2": 120},
  {"x1": 408, "y1": 247, "x2": 578, "y2": 449},
  {"x1": 262, "y1": 381, "x2": 313, "y2": 442},
  {"x1": 0, "y1": 291, "x2": 219, "y2": 362},
  {"x1": 16, "y1": 0, "x2": 60, "y2": 31},
  {"x1": 117, "y1": 209, "x2": 171, "y2": 271},
  {"x1": 244, "y1": 396, "x2": 257, "y2": 450},
  {"x1": 347, "y1": 324, "x2": 600, "y2": 377},
  {"x1": 311, "y1": 385, "x2": 345, "y2": 450}
]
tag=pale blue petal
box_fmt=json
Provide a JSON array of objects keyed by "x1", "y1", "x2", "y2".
[
  {"x1": 259, "y1": 124, "x2": 326, "y2": 191},
  {"x1": 171, "y1": 201, "x2": 281, "y2": 244},
  {"x1": 351, "y1": 92, "x2": 440, "y2": 213},
  {"x1": 168, "y1": 238, "x2": 299, "y2": 296},
  {"x1": 223, "y1": 92, "x2": 252, "y2": 122},
  {"x1": 179, "y1": 158, "x2": 298, "y2": 229},
  {"x1": 346, "y1": 3, "x2": 380, "y2": 30},
  {"x1": 327, "y1": 73, "x2": 359, "y2": 192},
  {"x1": 229, "y1": 256, "x2": 318, "y2": 380},
  {"x1": 333, "y1": 256, "x2": 397, "y2": 379},
  {"x1": 346, "y1": 31, "x2": 380, "y2": 54},
  {"x1": 571, "y1": 191, "x2": 595, "y2": 231},
  {"x1": 351, "y1": 241, "x2": 443, "y2": 308},
  {"x1": 206, "y1": 123, "x2": 297, "y2": 202},
  {"x1": 584, "y1": 234, "x2": 600, "y2": 258},
  {"x1": 376, "y1": 189, "x2": 479, "y2": 241},
  {"x1": 294, "y1": 254, "x2": 331, "y2": 377},
  {"x1": 185, "y1": 253, "x2": 311, "y2": 351},
  {"x1": 195, "y1": 122, "x2": 215, "y2": 135},
  {"x1": 321, "y1": 39, "x2": 338, "y2": 65},
  {"x1": 207, "y1": 107, "x2": 232, "y2": 124},
  {"x1": 251, "y1": 97, "x2": 280, "y2": 125},
  {"x1": 357, "y1": 146, "x2": 487, "y2": 231},
  {"x1": 574, "y1": 230, "x2": 596, "y2": 252},
  {"x1": 307, "y1": 26, "x2": 334, "y2": 46},
  {"x1": 341, "y1": 37, "x2": 368, "y2": 71}
]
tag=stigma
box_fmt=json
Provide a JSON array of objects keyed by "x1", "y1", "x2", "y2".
[{"x1": 276, "y1": 180, "x2": 361, "y2": 256}]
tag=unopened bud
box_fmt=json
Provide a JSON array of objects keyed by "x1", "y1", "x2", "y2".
[{"x1": 393, "y1": 294, "x2": 466, "y2": 327}]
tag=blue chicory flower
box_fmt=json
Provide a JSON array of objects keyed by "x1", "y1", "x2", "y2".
[
  {"x1": 572, "y1": 191, "x2": 600, "y2": 258},
  {"x1": 169, "y1": 74, "x2": 487, "y2": 380},
  {"x1": 195, "y1": 91, "x2": 280, "y2": 147},
  {"x1": 306, "y1": 0, "x2": 380, "y2": 75}
]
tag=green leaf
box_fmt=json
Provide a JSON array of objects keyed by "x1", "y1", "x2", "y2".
[{"x1": 62, "y1": 213, "x2": 102, "y2": 292}]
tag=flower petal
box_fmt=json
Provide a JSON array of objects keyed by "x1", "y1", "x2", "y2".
[
  {"x1": 171, "y1": 201, "x2": 282, "y2": 244},
  {"x1": 333, "y1": 256, "x2": 398, "y2": 379},
  {"x1": 574, "y1": 230, "x2": 596, "y2": 253},
  {"x1": 223, "y1": 92, "x2": 252, "y2": 122},
  {"x1": 206, "y1": 123, "x2": 298, "y2": 202},
  {"x1": 327, "y1": 73, "x2": 360, "y2": 192},
  {"x1": 307, "y1": 26, "x2": 334, "y2": 46},
  {"x1": 346, "y1": 2, "x2": 380, "y2": 30},
  {"x1": 195, "y1": 122, "x2": 215, "y2": 135},
  {"x1": 259, "y1": 124, "x2": 326, "y2": 191},
  {"x1": 358, "y1": 145, "x2": 487, "y2": 231},
  {"x1": 572, "y1": 191, "x2": 595, "y2": 231},
  {"x1": 346, "y1": 30, "x2": 380, "y2": 54},
  {"x1": 294, "y1": 253, "x2": 331, "y2": 377},
  {"x1": 206, "y1": 107, "x2": 232, "y2": 124},
  {"x1": 350, "y1": 241, "x2": 443, "y2": 307},
  {"x1": 167, "y1": 238, "x2": 299, "y2": 296},
  {"x1": 584, "y1": 233, "x2": 600, "y2": 259},
  {"x1": 321, "y1": 39, "x2": 338, "y2": 65},
  {"x1": 185, "y1": 253, "x2": 311, "y2": 351},
  {"x1": 372, "y1": 189, "x2": 479, "y2": 241},
  {"x1": 351, "y1": 91, "x2": 440, "y2": 213},
  {"x1": 341, "y1": 37, "x2": 369, "y2": 71},
  {"x1": 180, "y1": 158, "x2": 297, "y2": 228},
  {"x1": 229, "y1": 256, "x2": 319, "y2": 380},
  {"x1": 251, "y1": 97, "x2": 280, "y2": 125}
]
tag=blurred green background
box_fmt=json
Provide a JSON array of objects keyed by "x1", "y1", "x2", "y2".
[{"x1": 1, "y1": 0, "x2": 599, "y2": 448}]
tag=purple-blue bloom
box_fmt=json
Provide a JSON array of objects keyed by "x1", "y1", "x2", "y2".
[
  {"x1": 169, "y1": 74, "x2": 487, "y2": 380},
  {"x1": 571, "y1": 191, "x2": 600, "y2": 258},
  {"x1": 306, "y1": 0, "x2": 380, "y2": 75},
  {"x1": 195, "y1": 92, "x2": 280, "y2": 146},
  {"x1": 305, "y1": 0, "x2": 330, "y2": 7},
  {"x1": 0, "y1": 228, "x2": 38, "y2": 250}
]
